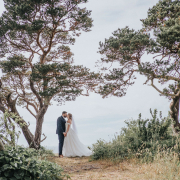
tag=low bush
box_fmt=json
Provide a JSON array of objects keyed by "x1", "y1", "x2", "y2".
[
  {"x1": 92, "y1": 109, "x2": 180, "y2": 162},
  {"x1": 37, "y1": 146, "x2": 55, "y2": 157},
  {"x1": 0, "y1": 146, "x2": 69, "y2": 180}
]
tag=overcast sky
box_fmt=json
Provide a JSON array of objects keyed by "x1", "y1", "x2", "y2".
[{"x1": 0, "y1": 0, "x2": 170, "y2": 152}]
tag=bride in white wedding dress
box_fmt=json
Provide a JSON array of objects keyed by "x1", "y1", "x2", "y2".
[{"x1": 62, "y1": 113, "x2": 92, "y2": 157}]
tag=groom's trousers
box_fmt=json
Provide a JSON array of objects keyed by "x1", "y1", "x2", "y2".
[{"x1": 58, "y1": 133, "x2": 64, "y2": 155}]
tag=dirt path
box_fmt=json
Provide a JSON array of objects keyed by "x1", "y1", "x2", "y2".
[{"x1": 48, "y1": 156, "x2": 151, "y2": 180}]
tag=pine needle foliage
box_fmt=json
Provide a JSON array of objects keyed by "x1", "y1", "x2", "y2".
[
  {"x1": 0, "y1": 0, "x2": 101, "y2": 148},
  {"x1": 97, "y1": 0, "x2": 180, "y2": 132}
]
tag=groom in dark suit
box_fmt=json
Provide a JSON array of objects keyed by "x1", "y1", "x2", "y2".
[{"x1": 56, "y1": 111, "x2": 67, "y2": 158}]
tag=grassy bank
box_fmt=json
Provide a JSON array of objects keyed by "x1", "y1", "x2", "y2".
[
  {"x1": 49, "y1": 152, "x2": 180, "y2": 180},
  {"x1": 91, "y1": 109, "x2": 180, "y2": 163}
]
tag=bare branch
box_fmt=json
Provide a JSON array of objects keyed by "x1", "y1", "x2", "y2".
[
  {"x1": 26, "y1": 104, "x2": 36, "y2": 118},
  {"x1": 23, "y1": 98, "x2": 38, "y2": 113},
  {"x1": 36, "y1": 31, "x2": 44, "y2": 53},
  {"x1": 40, "y1": 133, "x2": 47, "y2": 143},
  {"x1": 30, "y1": 80, "x2": 43, "y2": 108}
]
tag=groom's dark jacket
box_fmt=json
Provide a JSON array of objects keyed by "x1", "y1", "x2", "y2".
[{"x1": 56, "y1": 116, "x2": 66, "y2": 135}]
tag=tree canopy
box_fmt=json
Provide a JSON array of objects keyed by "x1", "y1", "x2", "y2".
[
  {"x1": 0, "y1": 0, "x2": 100, "y2": 148},
  {"x1": 98, "y1": 0, "x2": 180, "y2": 132}
]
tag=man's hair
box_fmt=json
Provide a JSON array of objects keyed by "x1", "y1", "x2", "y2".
[{"x1": 62, "y1": 111, "x2": 67, "y2": 115}]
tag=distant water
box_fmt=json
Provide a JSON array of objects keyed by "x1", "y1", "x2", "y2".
[
  {"x1": 44, "y1": 146, "x2": 59, "y2": 153},
  {"x1": 44, "y1": 145, "x2": 92, "y2": 154}
]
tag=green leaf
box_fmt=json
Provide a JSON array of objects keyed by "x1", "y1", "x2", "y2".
[
  {"x1": 2, "y1": 164, "x2": 10, "y2": 170},
  {"x1": 14, "y1": 171, "x2": 21, "y2": 179},
  {"x1": 4, "y1": 170, "x2": 10, "y2": 177}
]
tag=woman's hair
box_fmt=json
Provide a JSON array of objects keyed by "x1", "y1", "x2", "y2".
[{"x1": 68, "y1": 113, "x2": 72, "y2": 120}]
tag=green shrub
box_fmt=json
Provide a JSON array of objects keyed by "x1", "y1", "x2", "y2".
[
  {"x1": 38, "y1": 146, "x2": 55, "y2": 157},
  {"x1": 92, "y1": 109, "x2": 180, "y2": 162},
  {"x1": 0, "y1": 111, "x2": 23, "y2": 147},
  {"x1": 0, "y1": 146, "x2": 68, "y2": 180}
]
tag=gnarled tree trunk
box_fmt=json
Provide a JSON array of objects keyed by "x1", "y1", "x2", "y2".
[
  {"x1": 0, "y1": 139, "x2": 4, "y2": 151},
  {"x1": 0, "y1": 93, "x2": 47, "y2": 149},
  {"x1": 170, "y1": 95, "x2": 180, "y2": 133},
  {"x1": 30, "y1": 105, "x2": 49, "y2": 148}
]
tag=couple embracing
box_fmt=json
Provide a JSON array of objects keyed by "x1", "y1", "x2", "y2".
[{"x1": 56, "y1": 111, "x2": 92, "y2": 158}]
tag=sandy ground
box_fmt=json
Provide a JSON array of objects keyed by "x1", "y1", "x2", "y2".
[{"x1": 48, "y1": 156, "x2": 156, "y2": 180}]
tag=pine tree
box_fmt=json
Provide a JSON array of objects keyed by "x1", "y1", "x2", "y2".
[
  {"x1": 97, "y1": 0, "x2": 180, "y2": 132},
  {"x1": 0, "y1": 0, "x2": 100, "y2": 148}
]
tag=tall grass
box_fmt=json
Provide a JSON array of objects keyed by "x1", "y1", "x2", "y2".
[
  {"x1": 91, "y1": 109, "x2": 180, "y2": 162},
  {"x1": 135, "y1": 149, "x2": 180, "y2": 180}
]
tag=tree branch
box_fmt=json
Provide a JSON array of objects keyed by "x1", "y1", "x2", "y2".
[
  {"x1": 1, "y1": 136, "x2": 11, "y2": 144},
  {"x1": 30, "y1": 80, "x2": 43, "y2": 108},
  {"x1": 151, "y1": 79, "x2": 175, "y2": 97},
  {"x1": 26, "y1": 104, "x2": 36, "y2": 118},
  {"x1": 23, "y1": 98, "x2": 38, "y2": 113},
  {"x1": 5, "y1": 36, "x2": 32, "y2": 53},
  {"x1": 0, "y1": 96, "x2": 6, "y2": 113},
  {"x1": 0, "y1": 139, "x2": 4, "y2": 151},
  {"x1": 154, "y1": 74, "x2": 180, "y2": 81},
  {"x1": 40, "y1": 133, "x2": 47, "y2": 143},
  {"x1": 36, "y1": 31, "x2": 44, "y2": 53}
]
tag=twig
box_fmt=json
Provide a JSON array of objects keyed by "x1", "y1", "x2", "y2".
[{"x1": 41, "y1": 133, "x2": 47, "y2": 142}]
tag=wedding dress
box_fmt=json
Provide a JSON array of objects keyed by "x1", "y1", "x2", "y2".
[{"x1": 62, "y1": 122, "x2": 92, "y2": 157}]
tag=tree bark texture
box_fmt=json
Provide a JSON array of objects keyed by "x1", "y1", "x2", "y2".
[
  {"x1": 0, "y1": 139, "x2": 4, "y2": 151},
  {"x1": 170, "y1": 96, "x2": 180, "y2": 133}
]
